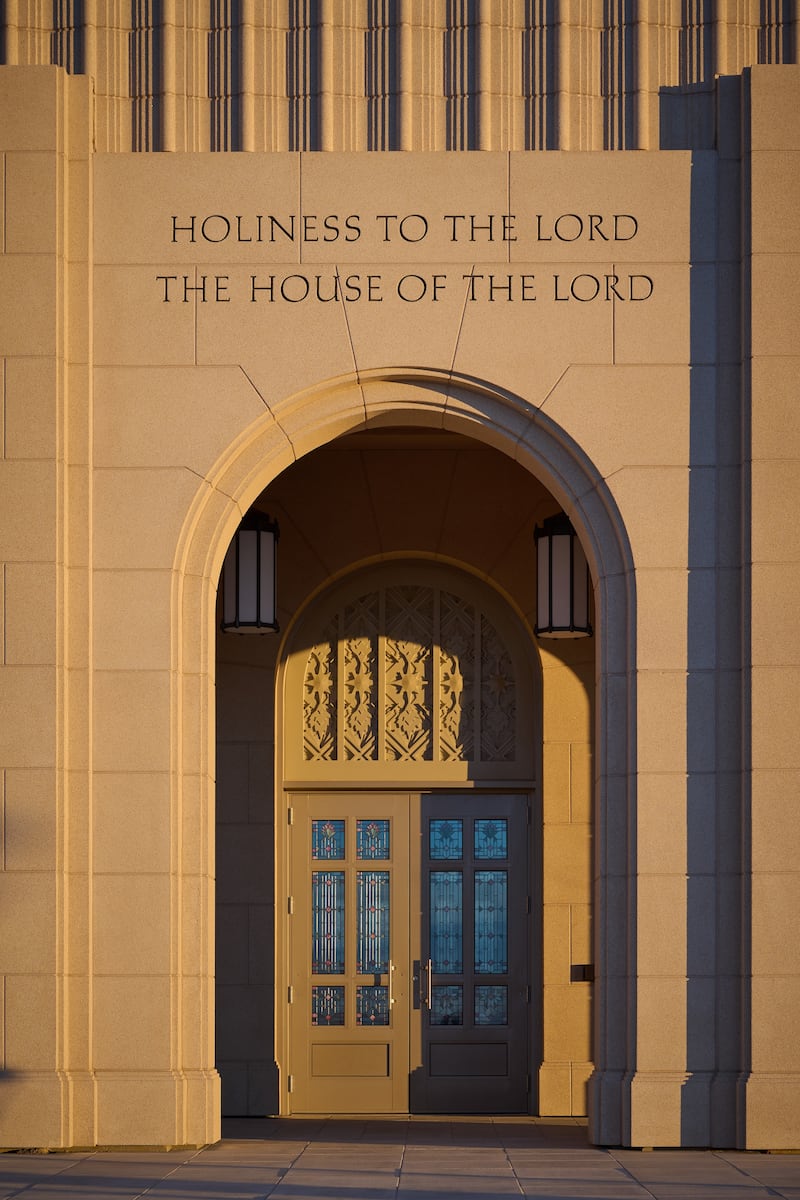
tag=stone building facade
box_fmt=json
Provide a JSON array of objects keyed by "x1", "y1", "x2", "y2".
[{"x1": 0, "y1": 3, "x2": 798, "y2": 1151}]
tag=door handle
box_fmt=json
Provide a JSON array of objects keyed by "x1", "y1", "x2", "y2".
[
  {"x1": 387, "y1": 960, "x2": 396, "y2": 1007},
  {"x1": 422, "y1": 957, "x2": 432, "y2": 1010}
]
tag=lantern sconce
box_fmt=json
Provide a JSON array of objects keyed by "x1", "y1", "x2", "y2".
[
  {"x1": 221, "y1": 511, "x2": 280, "y2": 634},
  {"x1": 534, "y1": 513, "x2": 593, "y2": 638}
]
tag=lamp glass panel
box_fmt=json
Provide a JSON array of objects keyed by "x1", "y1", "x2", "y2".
[
  {"x1": 259, "y1": 528, "x2": 276, "y2": 624},
  {"x1": 572, "y1": 538, "x2": 589, "y2": 628},
  {"x1": 237, "y1": 529, "x2": 259, "y2": 623},
  {"x1": 222, "y1": 543, "x2": 237, "y2": 625},
  {"x1": 537, "y1": 537, "x2": 550, "y2": 626},
  {"x1": 551, "y1": 534, "x2": 572, "y2": 627}
]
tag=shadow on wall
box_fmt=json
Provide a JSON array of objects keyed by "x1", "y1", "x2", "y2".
[{"x1": 661, "y1": 78, "x2": 750, "y2": 1148}]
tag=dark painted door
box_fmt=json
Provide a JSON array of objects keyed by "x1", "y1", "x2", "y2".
[{"x1": 411, "y1": 793, "x2": 530, "y2": 1112}]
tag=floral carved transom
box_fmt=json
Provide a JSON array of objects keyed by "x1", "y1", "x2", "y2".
[{"x1": 302, "y1": 585, "x2": 516, "y2": 763}]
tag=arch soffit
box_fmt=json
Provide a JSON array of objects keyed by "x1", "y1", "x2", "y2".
[{"x1": 174, "y1": 368, "x2": 635, "y2": 599}]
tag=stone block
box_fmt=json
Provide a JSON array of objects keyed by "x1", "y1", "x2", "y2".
[
  {"x1": 94, "y1": 875, "x2": 171, "y2": 975},
  {"x1": 4, "y1": 152, "x2": 58, "y2": 253},
  {"x1": 4, "y1": 974, "x2": 57, "y2": 1069},
  {"x1": 542, "y1": 824, "x2": 591, "y2": 905},
  {"x1": 92, "y1": 467, "x2": 202, "y2": 570},
  {"x1": 0, "y1": 873, "x2": 55, "y2": 973},
  {"x1": 4, "y1": 769, "x2": 56, "y2": 872},
  {"x1": 637, "y1": 873, "x2": 687, "y2": 978},
  {"x1": 93, "y1": 670, "x2": 171, "y2": 773},
  {"x1": 0, "y1": 255, "x2": 58, "y2": 357},
  {"x1": 748, "y1": 65, "x2": 800, "y2": 152},
  {"x1": 636, "y1": 670, "x2": 686, "y2": 775},
  {"x1": 0, "y1": 666, "x2": 57, "y2": 769},
  {"x1": 752, "y1": 668, "x2": 800, "y2": 770},
  {"x1": 4, "y1": 563, "x2": 57, "y2": 666},
  {"x1": 93, "y1": 366, "x2": 267, "y2": 473},
  {"x1": 0, "y1": 67, "x2": 63, "y2": 152},
  {"x1": 93, "y1": 977, "x2": 171, "y2": 1071},
  {"x1": 92, "y1": 768, "x2": 170, "y2": 873}
]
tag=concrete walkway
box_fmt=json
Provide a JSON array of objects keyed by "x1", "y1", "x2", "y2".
[{"x1": 1, "y1": 1117, "x2": 799, "y2": 1199}]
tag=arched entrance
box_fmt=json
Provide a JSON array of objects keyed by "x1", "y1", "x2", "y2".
[
  {"x1": 176, "y1": 370, "x2": 634, "y2": 1141},
  {"x1": 277, "y1": 559, "x2": 540, "y2": 1113}
]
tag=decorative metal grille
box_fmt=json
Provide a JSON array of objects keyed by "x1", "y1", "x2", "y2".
[{"x1": 302, "y1": 585, "x2": 517, "y2": 765}]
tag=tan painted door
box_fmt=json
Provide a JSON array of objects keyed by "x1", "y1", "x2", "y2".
[
  {"x1": 287, "y1": 791, "x2": 529, "y2": 1113},
  {"x1": 288, "y1": 793, "x2": 413, "y2": 1113}
]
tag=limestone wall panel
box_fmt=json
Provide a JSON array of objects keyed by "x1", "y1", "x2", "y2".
[
  {"x1": 538, "y1": 365, "x2": 689, "y2": 480},
  {"x1": 92, "y1": 570, "x2": 172, "y2": 672},
  {"x1": 92, "y1": 774, "x2": 171, "y2": 877},
  {"x1": 3, "y1": 769, "x2": 57, "y2": 872},
  {"x1": 636, "y1": 774, "x2": 688, "y2": 877},
  {"x1": 195, "y1": 285, "x2": 358, "y2": 413},
  {"x1": 4, "y1": 563, "x2": 57, "y2": 665},
  {"x1": 94, "y1": 875, "x2": 171, "y2": 975},
  {"x1": 93, "y1": 468, "x2": 204, "y2": 571},
  {"x1": 0, "y1": 67, "x2": 64, "y2": 151},
  {"x1": 92, "y1": 153, "x2": 301, "y2": 265},
  {"x1": 604, "y1": 467, "x2": 688, "y2": 571},
  {"x1": 0, "y1": 667, "x2": 57, "y2": 769},
  {"x1": 93, "y1": 670, "x2": 171, "y2": 774},
  {"x1": 2, "y1": 359, "x2": 59, "y2": 459},
  {"x1": 452, "y1": 270, "x2": 614, "y2": 405},
  {"x1": 4, "y1": 975, "x2": 57, "y2": 1070},
  {"x1": 634, "y1": 569, "x2": 689, "y2": 670},
  {"x1": 4, "y1": 152, "x2": 59, "y2": 254},
  {"x1": 93, "y1": 265, "x2": 197, "y2": 366},
  {"x1": 637, "y1": 873, "x2": 688, "y2": 979},
  {"x1": 0, "y1": 873, "x2": 55, "y2": 973},
  {"x1": 92, "y1": 977, "x2": 171, "y2": 1071},
  {"x1": 93, "y1": 367, "x2": 267, "y2": 472},
  {"x1": 751, "y1": 253, "x2": 800, "y2": 358}
]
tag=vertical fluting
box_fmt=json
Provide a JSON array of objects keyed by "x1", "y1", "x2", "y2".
[
  {"x1": 0, "y1": 5, "x2": 798, "y2": 150},
  {"x1": 602, "y1": 0, "x2": 637, "y2": 149},
  {"x1": 714, "y1": 3, "x2": 760, "y2": 76},
  {"x1": 130, "y1": 0, "x2": 162, "y2": 150},
  {"x1": 209, "y1": 0, "x2": 243, "y2": 150},
  {"x1": 248, "y1": 0, "x2": 288, "y2": 152},
  {"x1": 287, "y1": 0, "x2": 320, "y2": 149},
  {"x1": 523, "y1": 0, "x2": 557, "y2": 150},
  {"x1": 680, "y1": 0, "x2": 713, "y2": 84},
  {"x1": 51, "y1": 0, "x2": 85, "y2": 72},
  {"x1": 758, "y1": 0, "x2": 796, "y2": 62},
  {"x1": 445, "y1": 0, "x2": 478, "y2": 149},
  {"x1": 239, "y1": 0, "x2": 255, "y2": 148},
  {"x1": 366, "y1": 0, "x2": 399, "y2": 149}
]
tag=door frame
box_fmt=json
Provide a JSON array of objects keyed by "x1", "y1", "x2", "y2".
[
  {"x1": 277, "y1": 784, "x2": 542, "y2": 1117},
  {"x1": 274, "y1": 559, "x2": 545, "y2": 1116}
]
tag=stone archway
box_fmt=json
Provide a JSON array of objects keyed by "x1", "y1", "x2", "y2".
[{"x1": 173, "y1": 368, "x2": 636, "y2": 1144}]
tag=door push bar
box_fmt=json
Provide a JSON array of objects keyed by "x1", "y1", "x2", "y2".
[{"x1": 412, "y1": 959, "x2": 433, "y2": 1010}]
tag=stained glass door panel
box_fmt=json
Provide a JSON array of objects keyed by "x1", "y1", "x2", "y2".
[
  {"x1": 411, "y1": 794, "x2": 530, "y2": 1113},
  {"x1": 288, "y1": 794, "x2": 410, "y2": 1113}
]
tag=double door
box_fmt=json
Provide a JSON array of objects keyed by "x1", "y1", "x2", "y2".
[{"x1": 287, "y1": 792, "x2": 530, "y2": 1113}]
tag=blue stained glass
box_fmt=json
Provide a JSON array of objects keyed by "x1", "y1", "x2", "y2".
[
  {"x1": 474, "y1": 870, "x2": 507, "y2": 973},
  {"x1": 312, "y1": 819, "x2": 345, "y2": 860},
  {"x1": 430, "y1": 871, "x2": 463, "y2": 973},
  {"x1": 430, "y1": 819, "x2": 463, "y2": 860},
  {"x1": 357, "y1": 870, "x2": 390, "y2": 973},
  {"x1": 475, "y1": 984, "x2": 508, "y2": 1025},
  {"x1": 431, "y1": 985, "x2": 463, "y2": 1025},
  {"x1": 356, "y1": 984, "x2": 390, "y2": 1025},
  {"x1": 311, "y1": 871, "x2": 345, "y2": 973},
  {"x1": 356, "y1": 819, "x2": 390, "y2": 859},
  {"x1": 474, "y1": 819, "x2": 508, "y2": 859},
  {"x1": 312, "y1": 985, "x2": 345, "y2": 1025}
]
